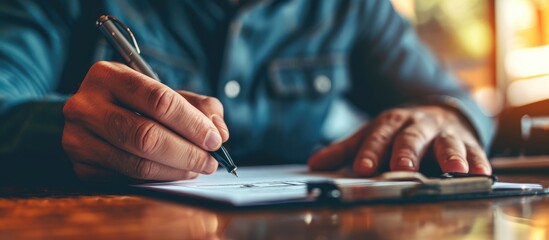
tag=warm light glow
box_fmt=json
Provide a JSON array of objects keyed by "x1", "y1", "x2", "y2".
[
  {"x1": 506, "y1": 45, "x2": 549, "y2": 79},
  {"x1": 390, "y1": 0, "x2": 416, "y2": 22},
  {"x1": 507, "y1": 75, "x2": 549, "y2": 106},
  {"x1": 500, "y1": 0, "x2": 549, "y2": 107},
  {"x1": 456, "y1": 20, "x2": 492, "y2": 58},
  {"x1": 501, "y1": 0, "x2": 540, "y2": 48},
  {"x1": 494, "y1": 207, "x2": 548, "y2": 240}
]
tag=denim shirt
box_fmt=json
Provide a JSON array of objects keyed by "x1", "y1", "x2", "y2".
[{"x1": 0, "y1": 0, "x2": 494, "y2": 182}]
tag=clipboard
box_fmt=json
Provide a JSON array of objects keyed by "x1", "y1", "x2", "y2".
[
  {"x1": 134, "y1": 165, "x2": 548, "y2": 208},
  {"x1": 307, "y1": 171, "x2": 548, "y2": 205}
]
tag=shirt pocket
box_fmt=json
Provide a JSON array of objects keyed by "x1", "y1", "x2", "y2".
[{"x1": 268, "y1": 53, "x2": 350, "y2": 99}]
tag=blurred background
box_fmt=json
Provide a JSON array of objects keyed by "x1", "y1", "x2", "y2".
[{"x1": 391, "y1": 0, "x2": 549, "y2": 117}]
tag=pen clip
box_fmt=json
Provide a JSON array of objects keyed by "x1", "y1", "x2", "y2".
[{"x1": 96, "y1": 15, "x2": 141, "y2": 54}]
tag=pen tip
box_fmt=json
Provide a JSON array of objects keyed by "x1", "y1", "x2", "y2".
[{"x1": 231, "y1": 170, "x2": 239, "y2": 177}]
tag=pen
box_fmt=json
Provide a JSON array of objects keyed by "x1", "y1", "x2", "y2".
[{"x1": 96, "y1": 15, "x2": 239, "y2": 177}]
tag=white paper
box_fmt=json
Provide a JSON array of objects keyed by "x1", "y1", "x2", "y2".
[
  {"x1": 135, "y1": 165, "x2": 544, "y2": 206},
  {"x1": 492, "y1": 182, "x2": 543, "y2": 190},
  {"x1": 137, "y1": 165, "x2": 371, "y2": 206}
]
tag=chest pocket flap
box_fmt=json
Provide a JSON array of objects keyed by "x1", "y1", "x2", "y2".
[{"x1": 268, "y1": 54, "x2": 350, "y2": 99}]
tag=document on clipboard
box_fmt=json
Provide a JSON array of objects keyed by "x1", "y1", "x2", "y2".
[{"x1": 135, "y1": 165, "x2": 547, "y2": 207}]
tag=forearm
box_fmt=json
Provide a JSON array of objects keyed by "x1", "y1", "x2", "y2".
[{"x1": 0, "y1": 97, "x2": 76, "y2": 184}]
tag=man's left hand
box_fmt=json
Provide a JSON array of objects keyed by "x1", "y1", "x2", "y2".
[{"x1": 308, "y1": 106, "x2": 491, "y2": 176}]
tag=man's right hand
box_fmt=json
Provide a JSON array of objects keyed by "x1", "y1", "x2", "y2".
[{"x1": 62, "y1": 61, "x2": 229, "y2": 182}]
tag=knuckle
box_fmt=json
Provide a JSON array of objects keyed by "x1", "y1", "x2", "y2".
[
  {"x1": 380, "y1": 108, "x2": 408, "y2": 126},
  {"x1": 62, "y1": 98, "x2": 77, "y2": 120},
  {"x1": 199, "y1": 97, "x2": 223, "y2": 114},
  {"x1": 434, "y1": 136, "x2": 448, "y2": 152},
  {"x1": 467, "y1": 145, "x2": 487, "y2": 158},
  {"x1": 148, "y1": 87, "x2": 178, "y2": 120},
  {"x1": 87, "y1": 61, "x2": 113, "y2": 80},
  {"x1": 439, "y1": 130, "x2": 457, "y2": 140},
  {"x1": 385, "y1": 108, "x2": 407, "y2": 117},
  {"x1": 83, "y1": 61, "x2": 125, "y2": 92},
  {"x1": 435, "y1": 132, "x2": 459, "y2": 147},
  {"x1": 401, "y1": 128, "x2": 427, "y2": 142},
  {"x1": 410, "y1": 112, "x2": 425, "y2": 123},
  {"x1": 135, "y1": 160, "x2": 157, "y2": 179},
  {"x1": 62, "y1": 133, "x2": 83, "y2": 159},
  {"x1": 368, "y1": 131, "x2": 390, "y2": 145},
  {"x1": 61, "y1": 132, "x2": 78, "y2": 151},
  {"x1": 134, "y1": 122, "x2": 162, "y2": 154},
  {"x1": 63, "y1": 96, "x2": 86, "y2": 121},
  {"x1": 88, "y1": 61, "x2": 108, "y2": 75},
  {"x1": 183, "y1": 146, "x2": 209, "y2": 171},
  {"x1": 186, "y1": 113, "x2": 210, "y2": 140},
  {"x1": 91, "y1": 60, "x2": 112, "y2": 71},
  {"x1": 105, "y1": 111, "x2": 132, "y2": 145},
  {"x1": 394, "y1": 143, "x2": 417, "y2": 158}
]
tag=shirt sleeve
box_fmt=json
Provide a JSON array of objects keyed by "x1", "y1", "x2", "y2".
[
  {"x1": 0, "y1": 0, "x2": 80, "y2": 183},
  {"x1": 349, "y1": 0, "x2": 494, "y2": 150}
]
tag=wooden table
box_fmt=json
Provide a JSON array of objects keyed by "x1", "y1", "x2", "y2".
[{"x1": 1, "y1": 173, "x2": 548, "y2": 240}]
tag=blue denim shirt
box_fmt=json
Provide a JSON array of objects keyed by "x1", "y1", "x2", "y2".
[{"x1": 0, "y1": 0, "x2": 494, "y2": 182}]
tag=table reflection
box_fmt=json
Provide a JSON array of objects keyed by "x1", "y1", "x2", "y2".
[
  {"x1": 495, "y1": 197, "x2": 549, "y2": 240},
  {"x1": 1, "y1": 195, "x2": 548, "y2": 239},
  {"x1": 222, "y1": 197, "x2": 548, "y2": 240},
  {"x1": 223, "y1": 203, "x2": 492, "y2": 239}
]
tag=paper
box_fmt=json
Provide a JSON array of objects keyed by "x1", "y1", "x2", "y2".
[
  {"x1": 137, "y1": 165, "x2": 372, "y2": 206},
  {"x1": 492, "y1": 182, "x2": 543, "y2": 190}
]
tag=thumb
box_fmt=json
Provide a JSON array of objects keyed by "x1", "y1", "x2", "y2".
[{"x1": 308, "y1": 126, "x2": 367, "y2": 171}]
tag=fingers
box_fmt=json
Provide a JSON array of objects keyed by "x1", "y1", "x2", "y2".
[
  {"x1": 352, "y1": 110, "x2": 410, "y2": 177},
  {"x1": 433, "y1": 133, "x2": 491, "y2": 175},
  {"x1": 390, "y1": 112, "x2": 440, "y2": 172},
  {"x1": 98, "y1": 105, "x2": 218, "y2": 174},
  {"x1": 310, "y1": 106, "x2": 491, "y2": 177},
  {"x1": 308, "y1": 126, "x2": 367, "y2": 171},
  {"x1": 63, "y1": 124, "x2": 200, "y2": 181},
  {"x1": 178, "y1": 90, "x2": 229, "y2": 142},
  {"x1": 84, "y1": 61, "x2": 222, "y2": 151},
  {"x1": 64, "y1": 98, "x2": 219, "y2": 174},
  {"x1": 63, "y1": 61, "x2": 229, "y2": 181},
  {"x1": 465, "y1": 144, "x2": 492, "y2": 175},
  {"x1": 433, "y1": 132, "x2": 468, "y2": 173}
]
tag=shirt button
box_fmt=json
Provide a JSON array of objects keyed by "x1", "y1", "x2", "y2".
[
  {"x1": 314, "y1": 75, "x2": 332, "y2": 94},
  {"x1": 224, "y1": 80, "x2": 241, "y2": 98}
]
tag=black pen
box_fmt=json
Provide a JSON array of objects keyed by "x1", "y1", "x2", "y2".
[{"x1": 96, "y1": 15, "x2": 238, "y2": 177}]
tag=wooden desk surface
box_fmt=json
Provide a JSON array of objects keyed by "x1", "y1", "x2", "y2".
[{"x1": 1, "y1": 173, "x2": 548, "y2": 240}]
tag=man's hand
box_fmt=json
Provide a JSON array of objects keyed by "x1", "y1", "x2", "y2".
[
  {"x1": 62, "y1": 61, "x2": 229, "y2": 182},
  {"x1": 308, "y1": 106, "x2": 491, "y2": 176}
]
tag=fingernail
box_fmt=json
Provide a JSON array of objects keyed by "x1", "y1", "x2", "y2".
[
  {"x1": 212, "y1": 115, "x2": 229, "y2": 136},
  {"x1": 361, "y1": 158, "x2": 374, "y2": 169},
  {"x1": 398, "y1": 158, "x2": 414, "y2": 169},
  {"x1": 476, "y1": 165, "x2": 491, "y2": 175},
  {"x1": 446, "y1": 156, "x2": 468, "y2": 171},
  {"x1": 202, "y1": 159, "x2": 218, "y2": 174},
  {"x1": 204, "y1": 130, "x2": 222, "y2": 150}
]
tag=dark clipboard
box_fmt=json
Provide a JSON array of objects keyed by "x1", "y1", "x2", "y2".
[{"x1": 306, "y1": 171, "x2": 549, "y2": 206}]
